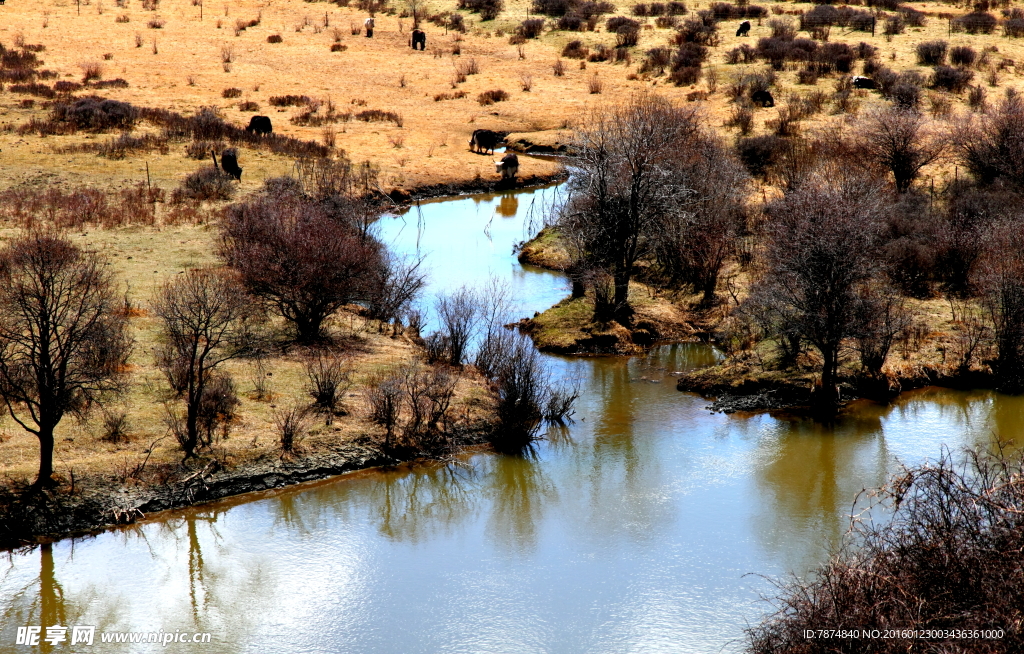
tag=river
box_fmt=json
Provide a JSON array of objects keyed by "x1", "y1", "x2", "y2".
[{"x1": 2, "y1": 184, "x2": 1022, "y2": 653}]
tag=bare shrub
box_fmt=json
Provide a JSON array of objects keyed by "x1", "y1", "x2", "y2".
[
  {"x1": 588, "y1": 73, "x2": 603, "y2": 94},
  {"x1": 172, "y1": 165, "x2": 236, "y2": 203},
  {"x1": 857, "y1": 107, "x2": 947, "y2": 193},
  {"x1": 222, "y1": 87, "x2": 242, "y2": 98},
  {"x1": 275, "y1": 404, "x2": 312, "y2": 454},
  {"x1": 747, "y1": 446, "x2": 1024, "y2": 653},
  {"x1": 553, "y1": 59, "x2": 566, "y2": 76},
  {"x1": 915, "y1": 40, "x2": 947, "y2": 66},
  {"x1": 954, "y1": 94, "x2": 1024, "y2": 190},
  {"x1": 304, "y1": 350, "x2": 352, "y2": 417},
  {"x1": 477, "y1": 89, "x2": 510, "y2": 105}
]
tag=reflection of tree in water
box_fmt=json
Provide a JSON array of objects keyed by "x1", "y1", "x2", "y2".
[
  {"x1": 149, "y1": 511, "x2": 267, "y2": 652},
  {"x1": 496, "y1": 194, "x2": 519, "y2": 218},
  {"x1": 751, "y1": 411, "x2": 891, "y2": 574},
  {"x1": 372, "y1": 463, "x2": 479, "y2": 544},
  {"x1": 567, "y1": 355, "x2": 674, "y2": 541},
  {"x1": 0, "y1": 544, "x2": 108, "y2": 653},
  {"x1": 484, "y1": 452, "x2": 557, "y2": 555}
]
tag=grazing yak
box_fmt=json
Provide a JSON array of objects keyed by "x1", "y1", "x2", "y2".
[
  {"x1": 365, "y1": 17, "x2": 375, "y2": 37},
  {"x1": 219, "y1": 148, "x2": 243, "y2": 181},
  {"x1": 411, "y1": 29, "x2": 426, "y2": 50},
  {"x1": 246, "y1": 115, "x2": 273, "y2": 135},
  {"x1": 751, "y1": 90, "x2": 775, "y2": 107},
  {"x1": 495, "y1": 152, "x2": 519, "y2": 181},
  {"x1": 736, "y1": 20, "x2": 751, "y2": 37},
  {"x1": 469, "y1": 129, "x2": 501, "y2": 154},
  {"x1": 852, "y1": 76, "x2": 878, "y2": 90}
]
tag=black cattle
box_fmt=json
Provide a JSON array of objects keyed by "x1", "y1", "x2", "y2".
[
  {"x1": 220, "y1": 148, "x2": 243, "y2": 181},
  {"x1": 736, "y1": 20, "x2": 751, "y2": 37},
  {"x1": 246, "y1": 115, "x2": 273, "y2": 135},
  {"x1": 411, "y1": 29, "x2": 426, "y2": 50},
  {"x1": 751, "y1": 90, "x2": 775, "y2": 107},
  {"x1": 469, "y1": 129, "x2": 501, "y2": 154},
  {"x1": 852, "y1": 76, "x2": 878, "y2": 90}
]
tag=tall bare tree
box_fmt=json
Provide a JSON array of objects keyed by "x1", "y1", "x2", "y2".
[
  {"x1": 558, "y1": 94, "x2": 701, "y2": 322},
  {"x1": 982, "y1": 218, "x2": 1024, "y2": 392},
  {"x1": 154, "y1": 269, "x2": 256, "y2": 458},
  {"x1": 857, "y1": 106, "x2": 946, "y2": 193},
  {"x1": 0, "y1": 234, "x2": 132, "y2": 487},
  {"x1": 747, "y1": 175, "x2": 885, "y2": 407},
  {"x1": 954, "y1": 93, "x2": 1024, "y2": 191}
]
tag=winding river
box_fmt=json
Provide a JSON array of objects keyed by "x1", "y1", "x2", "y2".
[{"x1": 2, "y1": 183, "x2": 1023, "y2": 653}]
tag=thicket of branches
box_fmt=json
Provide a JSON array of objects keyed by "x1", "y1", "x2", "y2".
[
  {"x1": 748, "y1": 446, "x2": 1024, "y2": 653},
  {"x1": 550, "y1": 90, "x2": 1024, "y2": 408}
]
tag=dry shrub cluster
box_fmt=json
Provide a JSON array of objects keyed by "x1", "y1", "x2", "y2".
[
  {"x1": 0, "y1": 183, "x2": 176, "y2": 229},
  {"x1": 631, "y1": 2, "x2": 688, "y2": 17},
  {"x1": 354, "y1": 108, "x2": 403, "y2": 126},
  {"x1": 476, "y1": 89, "x2": 509, "y2": 105},
  {"x1": 747, "y1": 446, "x2": 1024, "y2": 654}
]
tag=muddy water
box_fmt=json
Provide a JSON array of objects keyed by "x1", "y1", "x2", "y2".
[{"x1": 2, "y1": 186, "x2": 1023, "y2": 654}]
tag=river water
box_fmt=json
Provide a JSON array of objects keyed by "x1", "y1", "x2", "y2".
[{"x1": 2, "y1": 184, "x2": 1022, "y2": 653}]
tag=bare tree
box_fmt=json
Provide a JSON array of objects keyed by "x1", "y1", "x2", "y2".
[
  {"x1": 858, "y1": 106, "x2": 946, "y2": 193},
  {"x1": 154, "y1": 268, "x2": 257, "y2": 458},
  {"x1": 855, "y1": 283, "x2": 911, "y2": 376},
  {"x1": 558, "y1": 94, "x2": 702, "y2": 322},
  {"x1": 431, "y1": 286, "x2": 480, "y2": 366},
  {"x1": 221, "y1": 187, "x2": 384, "y2": 344},
  {"x1": 954, "y1": 93, "x2": 1024, "y2": 191},
  {"x1": 0, "y1": 233, "x2": 133, "y2": 487},
  {"x1": 746, "y1": 175, "x2": 886, "y2": 407},
  {"x1": 652, "y1": 135, "x2": 749, "y2": 305},
  {"x1": 364, "y1": 252, "x2": 426, "y2": 328},
  {"x1": 981, "y1": 218, "x2": 1024, "y2": 391}
]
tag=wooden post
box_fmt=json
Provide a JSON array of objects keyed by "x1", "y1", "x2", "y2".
[{"x1": 146, "y1": 162, "x2": 152, "y2": 195}]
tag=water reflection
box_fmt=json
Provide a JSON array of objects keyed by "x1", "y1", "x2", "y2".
[{"x1": 2, "y1": 186, "x2": 1023, "y2": 654}]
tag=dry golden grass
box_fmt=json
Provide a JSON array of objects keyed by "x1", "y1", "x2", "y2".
[
  {"x1": 0, "y1": 0, "x2": 1020, "y2": 195},
  {"x1": 0, "y1": 223, "x2": 493, "y2": 488},
  {"x1": 2, "y1": 0, "x2": 1024, "y2": 484}
]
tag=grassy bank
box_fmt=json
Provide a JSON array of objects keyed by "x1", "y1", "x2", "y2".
[
  {"x1": 0, "y1": 221, "x2": 499, "y2": 548},
  {"x1": 517, "y1": 225, "x2": 1002, "y2": 411}
]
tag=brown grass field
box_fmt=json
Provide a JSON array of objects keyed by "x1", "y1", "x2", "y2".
[{"x1": 2, "y1": 0, "x2": 1024, "y2": 497}]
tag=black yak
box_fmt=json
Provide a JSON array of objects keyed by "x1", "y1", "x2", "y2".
[
  {"x1": 245, "y1": 115, "x2": 273, "y2": 136},
  {"x1": 469, "y1": 129, "x2": 501, "y2": 154},
  {"x1": 751, "y1": 90, "x2": 775, "y2": 107}
]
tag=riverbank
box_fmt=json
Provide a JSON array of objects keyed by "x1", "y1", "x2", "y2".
[
  {"x1": 516, "y1": 226, "x2": 1003, "y2": 413},
  {"x1": 0, "y1": 218, "x2": 504, "y2": 550},
  {"x1": 0, "y1": 418, "x2": 494, "y2": 550}
]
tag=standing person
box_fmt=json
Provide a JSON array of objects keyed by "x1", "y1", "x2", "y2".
[{"x1": 364, "y1": 16, "x2": 374, "y2": 37}]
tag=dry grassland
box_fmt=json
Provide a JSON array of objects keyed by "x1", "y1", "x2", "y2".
[
  {"x1": 0, "y1": 0, "x2": 1021, "y2": 195},
  {"x1": 2, "y1": 0, "x2": 1024, "y2": 498}
]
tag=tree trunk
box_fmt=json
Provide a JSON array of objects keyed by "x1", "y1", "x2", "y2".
[
  {"x1": 35, "y1": 428, "x2": 56, "y2": 488},
  {"x1": 818, "y1": 345, "x2": 840, "y2": 410},
  {"x1": 612, "y1": 268, "x2": 633, "y2": 324},
  {"x1": 185, "y1": 398, "x2": 200, "y2": 458}
]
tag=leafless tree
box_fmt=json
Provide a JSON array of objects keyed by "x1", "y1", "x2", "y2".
[
  {"x1": 652, "y1": 135, "x2": 749, "y2": 305},
  {"x1": 558, "y1": 93, "x2": 702, "y2": 323},
  {"x1": 154, "y1": 268, "x2": 257, "y2": 458},
  {"x1": 0, "y1": 233, "x2": 132, "y2": 487},
  {"x1": 981, "y1": 218, "x2": 1024, "y2": 391},
  {"x1": 954, "y1": 93, "x2": 1024, "y2": 191},
  {"x1": 746, "y1": 175, "x2": 886, "y2": 407},
  {"x1": 855, "y1": 283, "x2": 911, "y2": 375},
  {"x1": 221, "y1": 187, "x2": 384, "y2": 344},
  {"x1": 858, "y1": 106, "x2": 947, "y2": 193},
  {"x1": 364, "y1": 252, "x2": 426, "y2": 328},
  {"x1": 432, "y1": 286, "x2": 480, "y2": 366}
]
